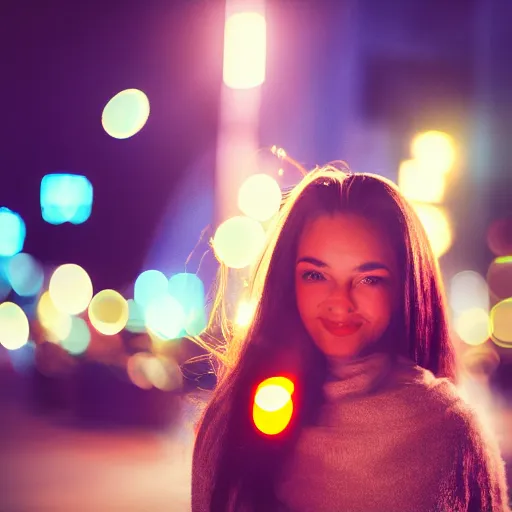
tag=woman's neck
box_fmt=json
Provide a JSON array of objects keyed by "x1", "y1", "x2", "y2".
[{"x1": 324, "y1": 351, "x2": 395, "y2": 399}]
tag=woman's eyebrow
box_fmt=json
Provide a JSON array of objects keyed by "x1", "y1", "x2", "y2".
[
  {"x1": 296, "y1": 257, "x2": 391, "y2": 273},
  {"x1": 296, "y1": 256, "x2": 328, "y2": 267},
  {"x1": 354, "y1": 261, "x2": 391, "y2": 273}
]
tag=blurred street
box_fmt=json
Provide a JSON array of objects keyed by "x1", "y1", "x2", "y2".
[{"x1": 0, "y1": 366, "x2": 198, "y2": 512}]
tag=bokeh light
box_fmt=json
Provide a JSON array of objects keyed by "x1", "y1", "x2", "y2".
[
  {"x1": 40, "y1": 174, "x2": 93, "y2": 225},
  {"x1": 487, "y1": 256, "x2": 512, "y2": 302},
  {"x1": 87, "y1": 331, "x2": 123, "y2": 365},
  {"x1": 0, "y1": 208, "x2": 26, "y2": 257},
  {"x1": 37, "y1": 291, "x2": 72, "y2": 342},
  {"x1": 49, "y1": 264, "x2": 93, "y2": 315},
  {"x1": 168, "y1": 272, "x2": 205, "y2": 313},
  {"x1": 253, "y1": 376, "x2": 294, "y2": 436},
  {"x1": 223, "y1": 12, "x2": 266, "y2": 89},
  {"x1": 127, "y1": 352, "x2": 153, "y2": 390},
  {"x1": 7, "y1": 341, "x2": 36, "y2": 375},
  {"x1": 60, "y1": 316, "x2": 91, "y2": 355},
  {"x1": 88, "y1": 289, "x2": 128, "y2": 335},
  {"x1": 6, "y1": 253, "x2": 44, "y2": 297},
  {"x1": 168, "y1": 273, "x2": 207, "y2": 336},
  {"x1": 101, "y1": 89, "x2": 150, "y2": 139},
  {"x1": 0, "y1": 302, "x2": 30, "y2": 350},
  {"x1": 0, "y1": 257, "x2": 12, "y2": 300},
  {"x1": 486, "y1": 218, "x2": 512, "y2": 257},
  {"x1": 125, "y1": 299, "x2": 147, "y2": 333},
  {"x1": 461, "y1": 344, "x2": 500, "y2": 377},
  {"x1": 490, "y1": 298, "x2": 512, "y2": 349},
  {"x1": 213, "y1": 216, "x2": 266, "y2": 269},
  {"x1": 450, "y1": 270, "x2": 489, "y2": 317},
  {"x1": 412, "y1": 204, "x2": 453, "y2": 258},
  {"x1": 410, "y1": 130, "x2": 456, "y2": 174},
  {"x1": 398, "y1": 159, "x2": 445, "y2": 204},
  {"x1": 143, "y1": 355, "x2": 183, "y2": 391},
  {"x1": 454, "y1": 308, "x2": 490, "y2": 346},
  {"x1": 238, "y1": 173, "x2": 282, "y2": 222},
  {"x1": 235, "y1": 299, "x2": 256, "y2": 327},
  {"x1": 184, "y1": 307, "x2": 207, "y2": 337},
  {"x1": 134, "y1": 270, "x2": 168, "y2": 309},
  {"x1": 145, "y1": 295, "x2": 185, "y2": 341}
]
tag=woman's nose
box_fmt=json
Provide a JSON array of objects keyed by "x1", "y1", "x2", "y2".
[{"x1": 321, "y1": 291, "x2": 355, "y2": 316}]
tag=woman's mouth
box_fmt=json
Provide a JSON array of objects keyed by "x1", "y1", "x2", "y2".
[{"x1": 319, "y1": 318, "x2": 363, "y2": 337}]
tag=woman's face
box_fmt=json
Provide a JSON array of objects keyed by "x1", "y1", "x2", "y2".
[{"x1": 295, "y1": 213, "x2": 400, "y2": 359}]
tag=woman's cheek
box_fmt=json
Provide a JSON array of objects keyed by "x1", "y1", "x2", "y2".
[
  {"x1": 357, "y1": 286, "x2": 392, "y2": 306},
  {"x1": 297, "y1": 286, "x2": 323, "y2": 314}
]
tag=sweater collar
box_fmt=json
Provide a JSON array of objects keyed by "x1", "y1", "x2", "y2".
[{"x1": 324, "y1": 351, "x2": 396, "y2": 400}]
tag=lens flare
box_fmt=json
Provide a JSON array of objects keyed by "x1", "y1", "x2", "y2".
[
  {"x1": 213, "y1": 216, "x2": 266, "y2": 269},
  {"x1": 253, "y1": 376, "x2": 295, "y2": 436}
]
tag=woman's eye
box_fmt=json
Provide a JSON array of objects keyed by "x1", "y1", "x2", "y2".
[
  {"x1": 360, "y1": 276, "x2": 383, "y2": 286},
  {"x1": 302, "y1": 270, "x2": 325, "y2": 282}
]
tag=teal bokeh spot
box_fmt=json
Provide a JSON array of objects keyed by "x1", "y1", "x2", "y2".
[
  {"x1": 40, "y1": 174, "x2": 93, "y2": 225},
  {"x1": 0, "y1": 208, "x2": 26, "y2": 257}
]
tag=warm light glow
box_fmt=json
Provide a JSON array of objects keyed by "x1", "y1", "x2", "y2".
[
  {"x1": 223, "y1": 12, "x2": 266, "y2": 89},
  {"x1": 235, "y1": 299, "x2": 256, "y2": 327},
  {"x1": 127, "y1": 352, "x2": 153, "y2": 390},
  {"x1": 126, "y1": 352, "x2": 183, "y2": 391},
  {"x1": 102, "y1": 89, "x2": 150, "y2": 139},
  {"x1": 253, "y1": 376, "x2": 294, "y2": 436},
  {"x1": 213, "y1": 216, "x2": 266, "y2": 269},
  {"x1": 412, "y1": 203, "x2": 453, "y2": 258},
  {"x1": 238, "y1": 173, "x2": 282, "y2": 222},
  {"x1": 0, "y1": 302, "x2": 29, "y2": 350},
  {"x1": 37, "y1": 291, "x2": 72, "y2": 342},
  {"x1": 486, "y1": 218, "x2": 512, "y2": 257},
  {"x1": 410, "y1": 130, "x2": 456, "y2": 174},
  {"x1": 88, "y1": 289, "x2": 128, "y2": 335},
  {"x1": 449, "y1": 271, "x2": 489, "y2": 318},
  {"x1": 49, "y1": 264, "x2": 93, "y2": 315},
  {"x1": 398, "y1": 159, "x2": 446, "y2": 204},
  {"x1": 490, "y1": 298, "x2": 512, "y2": 349},
  {"x1": 487, "y1": 257, "x2": 512, "y2": 302},
  {"x1": 454, "y1": 308, "x2": 490, "y2": 346},
  {"x1": 144, "y1": 356, "x2": 183, "y2": 391}
]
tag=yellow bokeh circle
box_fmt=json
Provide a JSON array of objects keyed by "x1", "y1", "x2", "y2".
[
  {"x1": 0, "y1": 302, "x2": 29, "y2": 350},
  {"x1": 490, "y1": 298, "x2": 512, "y2": 348},
  {"x1": 213, "y1": 216, "x2": 266, "y2": 269},
  {"x1": 49, "y1": 264, "x2": 93, "y2": 315},
  {"x1": 238, "y1": 173, "x2": 282, "y2": 222},
  {"x1": 88, "y1": 289, "x2": 128, "y2": 335}
]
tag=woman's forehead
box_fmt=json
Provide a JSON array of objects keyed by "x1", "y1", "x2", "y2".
[{"x1": 297, "y1": 214, "x2": 397, "y2": 264}]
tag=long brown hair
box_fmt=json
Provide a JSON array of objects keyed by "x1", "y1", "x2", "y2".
[{"x1": 191, "y1": 166, "x2": 457, "y2": 511}]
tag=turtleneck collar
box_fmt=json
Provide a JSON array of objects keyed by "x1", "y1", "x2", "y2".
[{"x1": 324, "y1": 351, "x2": 396, "y2": 400}]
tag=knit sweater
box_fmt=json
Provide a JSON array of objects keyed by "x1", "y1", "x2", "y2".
[{"x1": 275, "y1": 352, "x2": 510, "y2": 512}]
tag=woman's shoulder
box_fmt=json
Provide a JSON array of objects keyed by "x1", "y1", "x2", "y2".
[{"x1": 389, "y1": 357, "x2": 483, "y2": 432}]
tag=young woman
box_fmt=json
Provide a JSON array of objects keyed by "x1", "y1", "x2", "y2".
[{"x1": 191, "y1": 166, "x2": 510, "y2": 511}]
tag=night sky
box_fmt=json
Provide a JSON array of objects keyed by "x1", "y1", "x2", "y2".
[{"x1": 1, "y1": 0, "x2": 224, "y2": 291}]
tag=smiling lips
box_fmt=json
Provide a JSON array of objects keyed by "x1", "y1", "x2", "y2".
[{"x1": 320, "y1": 318, "x2": 363, "y2": 337}]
